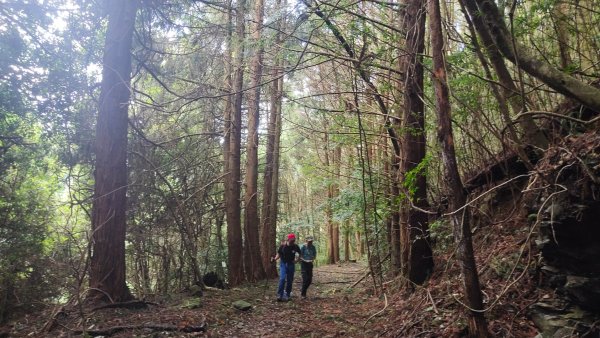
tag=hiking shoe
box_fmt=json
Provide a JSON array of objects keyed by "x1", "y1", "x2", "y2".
[
  {"x1": 282, "y1": 295, "x2": 289, "y2": 302},
  {"x1": 276, "y1": 295, "x2": 284, "y2": 302}
]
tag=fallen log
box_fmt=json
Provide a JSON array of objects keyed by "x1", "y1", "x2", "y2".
[{"x1": 74, "y1": 323, "x2": 207, "y2": 336}]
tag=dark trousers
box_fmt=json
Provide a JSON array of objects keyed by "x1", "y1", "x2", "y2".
[{"x1": 301, "y1": 261, "x2": 313, "y2": 296}]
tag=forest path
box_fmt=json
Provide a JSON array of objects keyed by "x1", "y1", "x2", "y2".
[
  {"x1": 24, "y1": 262, "x2": 388, "y2": 337},
  {"x1": 205, "y1": 262, "x2": 384, "y2": 337}
]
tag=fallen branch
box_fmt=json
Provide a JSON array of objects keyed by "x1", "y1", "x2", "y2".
[
  {"x1": 73, "y1": 323, "x2": 207, "y2": 337},
  {"x1": 91, "y1": 300, "x2": 158, "y2": 312},
  {"x1": 351, "y1": 253, "x2": 390, "y2": 288},
  {"x1": 426, "y1": 289, "x2": 439, "y2": 315},
  {"x1": 351, "y1": 270, "x2": 371, "y2": 288},
  {"x1": 363, "y1": 293, "x2": 388, "y2": 327},
  {"x1": 204, "y1": 286, "x2": 224, "y2": 291},
  {"x1": 514, "y1": 110, "x2": 600, "y2": 126},
  {"x1": 41, "y1": 305, "x2": 67, "y2": 333},
  {"x1": 316, "y1": 270, "x2": 364, "y2": 275}
]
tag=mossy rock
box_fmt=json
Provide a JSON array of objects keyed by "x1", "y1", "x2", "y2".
[
  {"x1": 232, "y1": 300, "x2": 252, "y2": 311},
  {"x1": 181, "y1": 298, "x2": 202, "y2": 309}
]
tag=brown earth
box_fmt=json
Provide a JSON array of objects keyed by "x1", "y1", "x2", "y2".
[{"x1": 7, "y1": 262, "x2": 394, "y2": 337}]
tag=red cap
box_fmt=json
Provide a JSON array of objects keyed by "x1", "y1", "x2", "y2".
[{"x1": 287, "y1": 233, "x2": 296, "y2": 240}]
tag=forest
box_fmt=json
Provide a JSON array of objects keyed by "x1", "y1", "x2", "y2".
[{"x1": 1, "y1": 0, "x2": 599, "y2": 336}]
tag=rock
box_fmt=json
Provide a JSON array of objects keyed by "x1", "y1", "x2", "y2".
[
  {"x1": 530, "y1": 301, "x2": 596, "y2": 337},
  {"x1": 203, "y1": 272, "x2": 225, "y2": 289},
  {"x1": 181, "y1": 298, "x2": 202, "y2": 309},
  {"x1": 232, "y1": 300, "x2": 252, "y2": 311},
  {"x1": 564, "y1": 276, "x2": 600, "y2": 311},
  {"x1": 552, "y1": 327, "x2": 575, "y2": 338},
  {"x1": 530, "y1": 302, "x2": 572, "y2": 337},
  {"x1": 189, "y1": 285, "x2": 203, "y2": 297}
]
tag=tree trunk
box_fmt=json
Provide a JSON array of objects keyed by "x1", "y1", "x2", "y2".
[
  {"x1": 473, "y1": 0, "x2": 600, "y2": 112},
  {"x1": 243, "y1": 0, "x2": 266, "y2": 281},
  {"x1": 429, "y1": 0, "x2": 489, "y2": 335},
  {"x1": 325, "y1": 140, "x2": 335, "y2": 264},
  {"x1": 260, "y1": 0, "x2": 284, "y2": 279},
  {"x1": 332, "y1": 145, "x2": 341, "y2": 263},
  {"x1": 460, "y1": 0, "x2": 547, "y2": 148},
  {"x1": 260, "y1": 62, "x2": 283, "y2": 278},
  {"x1": 552, "y1": 0, "x2": 572, "y2": 70},
  {"x1": 344, "y1": 223, "x2": 350, "y2": 262},
  {"x1": 354, "y1": 231, "x2": 363, "y2": 258},
  {"x1": 397, "y1": 0, "x2": 433, "y2": 285},
  {"x1": 224, "y1": 0, "x2": 246, "y2": 286},
  {"x1": 89, "y1": 0, "x2": 137, "y2": 303}
]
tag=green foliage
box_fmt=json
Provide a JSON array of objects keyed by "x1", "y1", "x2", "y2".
[
  {"x1": 403, "y1": 153, "x2": 431, "y2": 197},
  {"x1": 428, "y1": 219, "x2": 453, "y2": 251}
]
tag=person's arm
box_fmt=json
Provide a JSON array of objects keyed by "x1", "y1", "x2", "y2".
[
  {"x1": 272, "y1": 246, "x2": 282, "y2": 261},
  {"x1": 295, "y1": 245, "x2": 302, "y2": 262}
]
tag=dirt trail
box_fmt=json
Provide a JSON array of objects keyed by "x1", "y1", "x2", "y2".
[
  {"x1": 14, "y1": 262, "x2": 389, "y2": 337},
  {"x1": 207, "y1": 262, "x2": 382, "y2": 337}
]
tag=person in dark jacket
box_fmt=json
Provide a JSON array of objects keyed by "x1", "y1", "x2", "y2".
[
  {"x1": 300, "y1": 236, "x2": 317, "y2": 298},
  {"x1": 272, "y1": 233, "x2": 301, "y2": 301}
]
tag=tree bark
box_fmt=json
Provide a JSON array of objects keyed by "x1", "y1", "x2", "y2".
[
  {"x1": 89, "y1": 0, "x2": 138, "y2": 303},
  {"x1": 552, "y1": 0, "x2": 572, "y2": 70},
  {"x1": 344, "y1": 223, "x2": 350, "y2": 262},
  {"x1": 397, "y1": 0, "x2": 433, "y2": 284},
  {"x1": 429, "y1": 0, "x2": 489, "y2": 335},
  {"x1": 324, "y1": 131, "x2": 335, "y2": 264},
  {"x1": 260, "y1": 63, "x2": 283, "y2": 278},
  {"x1": 243, "y1": 0, "x2": 266, "y2": 281},
  {"x1": 260, "y1": 0, "x2": 284, "y2": 279},
  {"x1": 332, "y1": 145, "x2": 341, "y2": 263},
  {"x1": 224, "y1": 0, "x2": 246, "y2": 286}
]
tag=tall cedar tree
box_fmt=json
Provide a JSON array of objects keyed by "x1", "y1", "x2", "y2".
[
  {"x1": 224, "y1": 0, "x2": 246, "y2": 286},
  {"x1": 243, "y1": 0, "x2": 267, "y2": 281},
  {"x1": 260, "y1": 0, "x2": 284, "y2": 277},
  {"x1": 261, "y1": 59, "x2": 284, "y2": 277},
  {"x1": 397, "y1": 0, "x2": 433, "y2": 284},
  {"x1": 89, "y1": 0, "x2": 138, "y2": 302}
]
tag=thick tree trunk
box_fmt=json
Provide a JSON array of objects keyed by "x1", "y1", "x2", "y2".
[
  {"x1": 243, "y1": 0, "x2": 266, "y2": 281},
  {"x1": 260, "y1": 0, "x2": 284, "y2": 279},
  {"x1": 429, "y1": 0, "x2": 489, "y2": 335},
  {"x1": 473, "y1": 0, "x2": 600, "y2": 112},
  {"x1": 224, "y1": 0, "x2": 246, "y2": 286},
  {"x1": 397, "y1": 0, "x2": 433, "y2": 284},
  {"x1": 260, "y1": 63, "x2": 283, "y2": 278},
  {"x1": 89, "y1": 0, "x2": 138, "y2": 303}
]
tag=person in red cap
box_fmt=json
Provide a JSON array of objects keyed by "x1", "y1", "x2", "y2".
[{"x1": 271, "y1": 233, "x2": 301, "y2": 301}]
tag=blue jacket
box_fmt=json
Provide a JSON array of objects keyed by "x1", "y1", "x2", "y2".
[{"x1": 301, "y1": 244, "x2": 317, "y2": 261}]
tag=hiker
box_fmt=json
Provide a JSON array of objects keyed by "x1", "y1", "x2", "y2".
[
  {"x1": 271, "y1": 233, "x2": 301, "y2": 301},
  {"x1": 300, "y1": 236, "x2": 317, "y2": 298}
]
